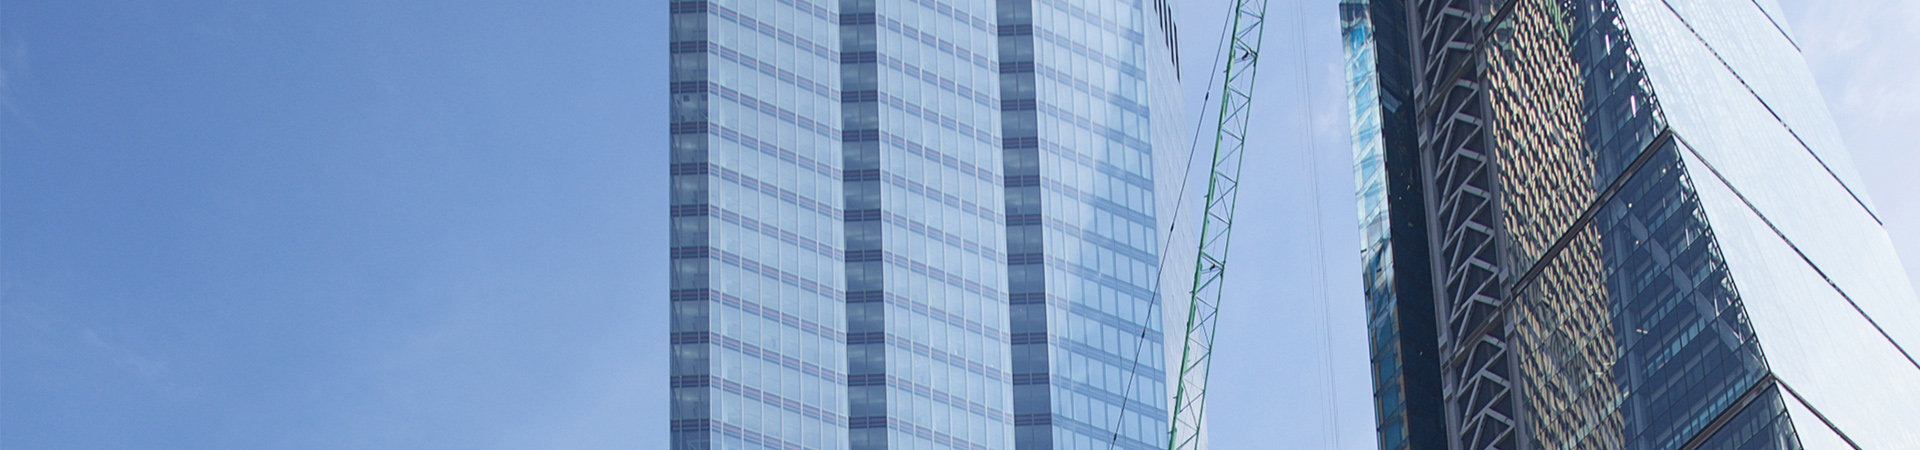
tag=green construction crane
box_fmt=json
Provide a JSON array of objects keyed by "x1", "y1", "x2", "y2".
[{"x1": 1168, "y1": 0, "x2": 1270, "y2": 449}]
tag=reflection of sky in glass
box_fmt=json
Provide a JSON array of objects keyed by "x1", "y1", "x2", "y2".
[
  {"x1": 1341, "y1": 3, "x2": 1399, "y2": 449},
  {"x1": 668, "y1": 0, "x2": 851, "y2": 448},
  {"x1": 1017, "y1": 0, "x2": 1176, "y2": 447},
  {"x1": 1344, "y1": 0, "x2": 1920, "y2": 448},
  {"x1": 1621, "y1": 0, "x2": 1920, "y2": 446},
  {"x1": 1342, "y1": 2, "x2": 1448, "y2": 449}
]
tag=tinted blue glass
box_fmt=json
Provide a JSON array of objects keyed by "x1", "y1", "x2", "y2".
[
  {"x1": 1341, "y1": 1, "x2": 1445, "y2": 449},
  {"x1": 847, "y1": 0, "x2": 1013, "y2": 448},
  {"x1": 1005, "y1": 0, "x2": 1176, "y2": 448},
  {"x1": 1620, "y1": 0, "x2": 1920, "y2": 446},
  {"x1": 679, "y1": 0, "x2": 1187, "y2": 448},
  {"x1": 1360, "y1": 0, "x2": 1920, "y2": 449},
  {"x1": 1510, "y1": 138, "x2": 1785, "y2": 450},
  {"x1": 671, "y1": 0, "x2": 850, "y2": 448}
]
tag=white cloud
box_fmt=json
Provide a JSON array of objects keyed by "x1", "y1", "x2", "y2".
[
  {"x1": 81, "y1": 327, "x2": 172, "y2": 385},
  {"x1": 0, "y1": 33, "x2": 28, "y2": 124}
]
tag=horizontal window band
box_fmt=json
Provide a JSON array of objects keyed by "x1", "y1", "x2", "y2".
[
  {"x1": 848, "y1": 373, "x2": 887, "y2": 386},
  {"x1": 669, "y1": 374, "x2": 708, "y2": 388},
  {"x1": 839, "y1": 13, "x2": 875, "y2": 25},
  {"x1": 1011, "y1": 372, "x2": 1050, "y2": 385},
  {"x1": 669, "y1": 41, "x2": 706, "y2": 54},
  {"x1": 667, "y1": 1, "x2": 706, "y2": 13},
  {"x1": 670, "y1": 331, "x2": 709, "y2": 345},
  {"x1": 669, "y1": 204, "x2": 708, "y2": 217},
  {"x1": 667, "y1": 81, "x2": 707, "y2": 94},
  {"x1": 1004, "y1": 174, "x2": 1040, "y2": 188},
  {"x1": 669, "y1": 162, "x2": 709, "y2": 175},
  {"x1": 846, "y1": 249, "x2": 884, "y2": 262},
  {"x1": 842, "y1": 51, "x2": 877, "y2": 63},
  {"x1": 848, "y1": 331, "x2": 885, "y2": 345},
  {"x1": 1014, "y1": 413, "x2": 1052, "y2": 426},
  {"x1": 668, "y1": 418, "x2": 710, "y2": 431},
  {"x1": 842, "y1": 90, "x2": 879, "y2": 102},
  {"x1": 844, "y1": 169, "x2": 880, "y2": 182},
  {"x1": 849, "y1": 416, "x2": 888, "y2": 429}
]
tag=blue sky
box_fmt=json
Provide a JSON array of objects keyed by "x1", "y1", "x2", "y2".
[{"x1": 1, "y1": 0, "x2": 1911, "y2": 449}]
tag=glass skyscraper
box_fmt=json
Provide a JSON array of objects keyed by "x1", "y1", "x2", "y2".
[
  {"x1": 667, "y1": 0, "x2": 1191, "y2": 448},
  {"x1": 1343, "y1": 0, "x2": 1920, "y2": 449}
]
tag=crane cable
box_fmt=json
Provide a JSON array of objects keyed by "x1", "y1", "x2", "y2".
[
  {"x1": 1288, "y1": 0, "x2": 1342, "y2": 447},
  {"x1": 1102, "y1": 4, "x2": 1237, "y2": 449}
]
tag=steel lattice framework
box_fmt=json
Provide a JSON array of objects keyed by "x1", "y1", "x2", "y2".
[
  {"x1": 1168, "y1": 1, "x2": 1269, "y2": 449},
  {"x1": 1412, "y1": 0, "x2": 1518, "y2": 449}
]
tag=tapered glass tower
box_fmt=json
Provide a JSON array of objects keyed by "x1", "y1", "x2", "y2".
[
  {"x1": 666, "y1": 0, "x2": 1192, "y2": 448},
  {"x1": 1342, "y1": 0, "x2": 1920, "y2": 449}
]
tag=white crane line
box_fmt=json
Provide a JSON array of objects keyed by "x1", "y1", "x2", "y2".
[{"x1": 1287, "y1": 0, "x2": 1341, "y2": 447}]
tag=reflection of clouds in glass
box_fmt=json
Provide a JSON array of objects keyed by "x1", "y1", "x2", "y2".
[{"x1": 1620, "y1": 0, "x2": 1920, "y2": 444}]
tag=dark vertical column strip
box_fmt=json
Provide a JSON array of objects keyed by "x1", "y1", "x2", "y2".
[
  {"x1": 840, "y1": 0, "x2": 887, "y2": 448},
  {"x1": 995, "y1": 0, "x2": 1049, "y2": 448},
  {"x1": 667, "y1": 2, "x2": 714, "y2": 449},
  {"x1": 1359, "y1": 0, "x2": 1443, "y2": 450}
]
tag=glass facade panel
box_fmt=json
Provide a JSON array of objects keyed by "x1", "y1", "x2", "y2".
[
  {"x1": 669, "y1": 0, "x2": 851, "y2": 448},
  {"x1": 844, "y1": 0, "x2": 1013, "y2": 448},
  {"x1": 1344, "y1": 0, "x2": 1919, "y2": 449},
  {"x1": 1144, "y1": 0, "x2": 1197, "y2": 446},
  {"x1": 1650, "y1": 0, "x2": 1868, "y2": 214},
  {"x1": 1509, "y1": 139, "x2": 1783, "y2": 450},
  {"x1": 1341, "y1": 1, "x2": 1446, "y2": 449},
  {"x1": 672, "y1": 0, "x2": 1187, "y2": 448},
  {"x1": 1617, "y1": 0, "x2": 1920, "y2": 445},
  {"x1": 1676, "y1": 140, "x2": 1920, "y2": 448},
  {"x1": 1617, "y1": 0, "x2": 1920, "y2": 356},
  {"x1": 1013, "y1": 0, "x2": 1176, "y2": 448}
]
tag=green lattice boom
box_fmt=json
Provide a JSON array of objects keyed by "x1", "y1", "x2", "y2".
[{"x1": 1168, "y1": 1, "x2": 1270, "y2": 449}]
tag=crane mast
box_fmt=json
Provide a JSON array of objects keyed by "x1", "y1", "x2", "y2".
[{"x1": 1168, "y1": 1, "x2": 1270, "y2": 449}]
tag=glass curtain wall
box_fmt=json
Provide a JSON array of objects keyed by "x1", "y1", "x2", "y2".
[
  {"x1": 1619, "y1": 0, "x2": 1920, "y2": 446},
  {"x1": 1340, "y1": 1, "x2": 1446, "y2": 449},
  {"x1": 1003, "y1": 0, "x2": 1176, "y2": 448},
  {"x1": 672, "y1": 0, "x2": 1187, "y2": 448},
  {"x1": 1334, "y1": 0, "x2": 1920, "y2": 448},
  {"x1": 669, "y1": 0, "x2": 851, "y2": 448},
  {"x1": 840, "y1": 0, "x2": 1014, "y2": 448}
]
